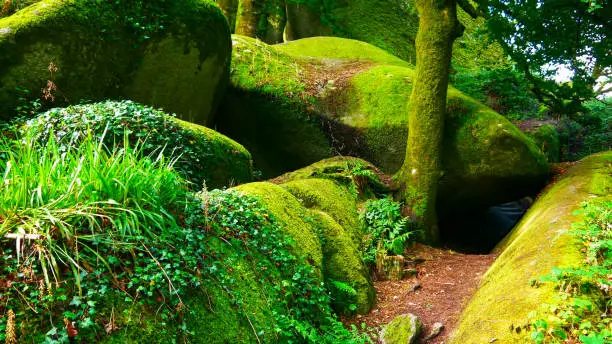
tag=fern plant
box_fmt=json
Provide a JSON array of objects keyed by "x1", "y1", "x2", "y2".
[{"x1": 360, "y1": 197, "x2": 419, "y2": 264}]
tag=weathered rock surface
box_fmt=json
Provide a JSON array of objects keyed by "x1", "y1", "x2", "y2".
[
  {"x1": 380, "y1": 313, "x2": 422, "y2": 344},
  {"x1": 0, "y1": 0, "x2": 231, "y2": 125},
  {"x1": 449, "y1": 151, "x2": 612, "y2": 343},
  {"x1": 234, "y1": 177, "x2": 377, "y2": 315},
  {"x1": 215, "y1": 35, "x2": 549, "y2": 212}
]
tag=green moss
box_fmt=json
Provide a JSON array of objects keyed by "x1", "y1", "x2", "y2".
[
  {"x1": 273, "y1": 156, "x2": 391, "y2": 197},
  {"x1": 233, "y1": 182, "x2": 324, "y2": 272},
  {"x1": 283, "y1": 0, "x2": 510, "y2": 71},
  {"x1": 0, "y1": 0, "x2": 230, "y2": 125},
  {"x1": 234, "y1": 179, "x2": 377, "y2": 316},
  {"x1": 283, "y1": 0, "x2": 418, "y2": 63},
  {"x1": 449, "y1": 152, "x2": 612, "y2": 343},
  {"x1": 216, "y1": 35, "x2": 332, "y2": 177},
  {"x1": 452, "y1": 8, "x2": 513, "y2": 71},
  {"x1": 276, "y1": 36, "x2": 410, "y2": 67},
  {"x1": 311, "y1": 210, "x2": 375, "y2": 315},
  {"x1": 380, "y1": 314, "x2": 421, "y2": 344},
  {"x1": 281, "y1": 178, "x2": 361, "y2": 245},
  {"x1": 217, "y1": 36, "x2": 547, "y2": 211},
  {"x1": 170, "y1": 117, "x2": 253, "y2": 188},
  {"x1": 103, "y1": 238, "x2": 277, "y2": 344},
  {"x1": 527, "y1": 124, "x2": 561, "y2": 163}
]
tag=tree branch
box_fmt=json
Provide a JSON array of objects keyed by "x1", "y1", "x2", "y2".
[{"x1": 457, "y1": 0, "x2": 482, "y2": 18}]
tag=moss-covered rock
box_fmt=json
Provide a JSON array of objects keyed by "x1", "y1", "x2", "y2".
[
  {"x1": 312, "y1": 210, "x2": 375, "y2": 314},
  {"x1": 216, "y1": 35, "x2": 548, "y2": 212},
  {"x1": 0, "y1": 0, "x2": 230, "y2": 125},
  {"x1": 380, "y1": 313, "x2": 422, "y2": 344},
  {"x1": 283, "y1": 0, "x2": 509, "y2": 70},
  {"x1": 234, "y1": 179, "x2": 376, "y2": 315},
  {"x1": 233, "y1": 182, "x2": 324, "y2": 271},
  {"x1": 282, "y1": 178, "x2": 361, "y2": 244},
  {"x1": 21, "y1": 101, "x2": 252, "y2": 188},
  {"x1": 102, "y1": 238, "x2": 279, "y2": 344},
  {"x1": 449, "y1": 151, "x2": 612, "y2": 343}
]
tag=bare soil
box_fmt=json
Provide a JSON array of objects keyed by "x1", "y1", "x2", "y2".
[{"x1": 343, "y1": 244, "x2": 497, "y2": 343}]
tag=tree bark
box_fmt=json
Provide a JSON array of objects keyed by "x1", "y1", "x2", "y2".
[
  {"x1": 395, "y1": 0, "x2": 463, "y2": 243},
  {"x1": 285, "y1": 1, "x2": 326, "y2": 41},
  {"x1": 216, "y1": 0, "x2": 239, "y2": 33},
  {"x1": 235, "y1": 0, "x2": 265, "y2": 38},
  {"x1": 263, "y1": 0, "x2": 286, "y2": 44},
  {"x1": 235, "y1": 0, "x2": 286, "y2": 44}
]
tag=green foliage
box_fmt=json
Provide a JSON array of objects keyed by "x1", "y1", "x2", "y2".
[
  {"x1": 360, "y1": 197, "x2": 418, "y2": 264},
  {"x1": 558, "y1": 100, "x2": 611, "y2": 161},
  {"x1": 0, "y1": 127, "x2": 370, "y2": 342},
  {"x1": 451, "y1": 67, "x2": 541, "y2": 120},
  {"x1": 20, "y1": 100, "x2": 251, "y2": 188},
  {"x1": 0, "y1": 0, "x2": 229, "y2": 123},
  {"x1": 528, "y1": 200, "x2": 612, "y2": 343},
  {"x1": 0, "y1": 130, "x2": 190, "y2": 342},
  {"x1": 481, "y1": 0, "x2": 610, "y2": 114}
]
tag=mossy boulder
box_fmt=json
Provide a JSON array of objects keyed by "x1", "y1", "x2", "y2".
[
  {"x1": 22, "y1": 101, "x2": 252, "y2": 188},
  {"x1": 101, "y1": 238, "x2": 279, "y2": 344},
  {"x1": 233, "y1": 179, "x2": 376, "y2": 314},
  {"x1": 449, "y1": 151, "x2": 612, "y2": 343},
  {"x1": 380, "y1": 313, "x2": 422, "y2": 344},
  {"x1": 0, "y1": 0, "x2": 230, "y2": 125},
  {"x1": 283, "y1": 0, "x2": 509, "y2": 70},
  {"x1": 233, "y1": 182, "x2": 324, "y2": 271},
  {"x1": 215, "y1": 35, "x2": 548, "y2": 212}
]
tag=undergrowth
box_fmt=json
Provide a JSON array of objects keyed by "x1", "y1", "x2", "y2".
[
  {"x1": 20, "y1": 100, "x2": 240, "y2": 188},
  {"x1": 0, "y1": 127, "x2": 371, "y2": 343},
  {"x1": 528, "y1": 200, "x2": 612, "y2": 343},
  {"x1": 360, "y1": 197, "x2": 418, "y2": 265}
]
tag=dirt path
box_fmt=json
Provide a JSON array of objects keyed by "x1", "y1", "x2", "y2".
[{"x1": 343, "y1": 244, "x2": 497, "y2": 343}]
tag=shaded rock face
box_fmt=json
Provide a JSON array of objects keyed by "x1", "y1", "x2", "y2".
[
  {"x1": 380, "y1": 313, "x2": 422, "y2": 344},
  {"x1": 449, "y1": 152, "x2": 612, "y2": 343},
  {"x1": 0, "y1": 0, "x2": 231, "y2": 125},
  {"x1": 216, "y1": 35, "x2": 548, "y2": 214}
]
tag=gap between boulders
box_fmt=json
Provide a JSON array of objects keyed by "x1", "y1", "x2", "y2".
[{"x1": 342, "y1": 244, "x2": 496, "y2": 343}]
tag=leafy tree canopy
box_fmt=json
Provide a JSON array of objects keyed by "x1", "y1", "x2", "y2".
[{"x1": 478, "y1": 0, "x2": 611, "y2": 113}]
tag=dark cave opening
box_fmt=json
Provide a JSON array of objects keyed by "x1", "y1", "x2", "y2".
[{"x1": 439, "y1": 197, "x2": 534, "y2": 254}]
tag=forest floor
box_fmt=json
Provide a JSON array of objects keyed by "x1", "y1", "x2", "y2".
[{"x1": 343, "y1": 244, "x2": 497, "y2": 343}]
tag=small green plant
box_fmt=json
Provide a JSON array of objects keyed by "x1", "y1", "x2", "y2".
[
  {"x1": 360, "y1": 197, "x2": 418, "y2": 264},
  {"x1": 528, "y1": 200, "x2": 612, "y2": 343}
]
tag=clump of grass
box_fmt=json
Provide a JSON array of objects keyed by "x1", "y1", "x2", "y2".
[{"x1": 0, "y1": 125, "x2": 187, "y2": 288}]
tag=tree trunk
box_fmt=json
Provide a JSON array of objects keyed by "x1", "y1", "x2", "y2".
[
  {"x1": 235, "y1": 0, "x2": 287, "y2": 44},
  {"x1": 263, "y1": 0, "x2": 286, "y2": 44},
  {"x1": 216, "y1": 0, "x2": 239, "y2": 33},
  {"x1": 285, "y1": 1, "x2": 326, "y2": 41},
  {"x1": 395, "y1": 0, "x2": 463, "y2": 243},
  {"x1": 235, "y1": 0, "x2": 265, "y2": 38}
]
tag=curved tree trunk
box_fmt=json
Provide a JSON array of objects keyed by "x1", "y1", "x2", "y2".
[
  {"x1": 395, "y1": 0, "x2": 464, "y2": 243},
  {"x1": 216, "y1": 0, "x2": 239, "y2": 33}
]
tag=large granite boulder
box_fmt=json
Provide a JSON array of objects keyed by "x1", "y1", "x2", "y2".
[{"x1": 0, "y1": 0, "x2": 231, "y2": 125}]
